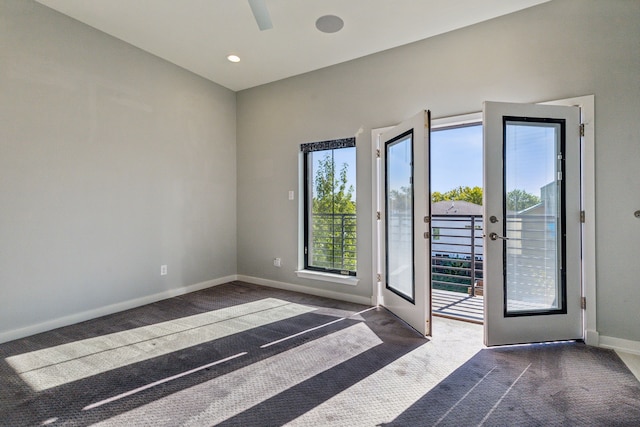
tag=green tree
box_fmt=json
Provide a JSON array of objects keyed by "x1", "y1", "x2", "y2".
[
  {"x1": 429, "y1": 185, "x2": 539, "y2": 211},
  {"x1": 506, "y1": 189, "x2": 540, "y2": 211},
  {"x1": 313, "y1": 154, "x2": 355, "y2": 214},
  {"x1": 432, "y1": 186, "x2": 483, "y2": 205},
  {"x1": 311, "y1": 154, "x2": 356, "y2": 272}
]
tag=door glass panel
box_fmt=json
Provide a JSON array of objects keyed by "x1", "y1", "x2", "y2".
[
  {"x1": 385, "y1": 131, "x2": 414, "y2": 302},
  {"x1": 504, "y1": 119, "x2": 564, "y2": 315}
]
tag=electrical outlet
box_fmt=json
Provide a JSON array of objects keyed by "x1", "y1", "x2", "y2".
[
  {"x1": 273, "y1": 258, "x2": 281, "y2": 267},
  {"x1": 160, "y1": 265, "x2": 167, "y2": 276},
  {"x1": 288, "y1": 191, "x2": 294, "y2": 200}
]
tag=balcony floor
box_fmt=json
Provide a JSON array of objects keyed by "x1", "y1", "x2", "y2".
[{"x1": 433, "y1": 288, "x2": 484, "y2": 324}]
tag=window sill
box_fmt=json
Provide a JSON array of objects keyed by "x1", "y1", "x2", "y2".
[{"x1": 295, "y1": 270, "x2": 359, "y2": 286}]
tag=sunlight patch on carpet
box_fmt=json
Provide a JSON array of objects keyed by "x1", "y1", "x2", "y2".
[
  {"x1": 6, "y1": 298, "x2": 315, "y2": 391},
  {"x1": 287, "y1": 317, "x2": 484, "y2": 426},
  {"x1": 91, "y1": 322, "x2": 383, "y2": 426}
]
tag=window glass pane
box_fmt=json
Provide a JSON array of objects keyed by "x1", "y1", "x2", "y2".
[
  {"x1": 306, "y1": 147, "x2": 357, "y2": 274},
  {"x1": 504, "y1": 120, "x2": 563, "y2": 314},
  {"x1": 386, "y1": 133, "x2": 413, "y2": 301}
]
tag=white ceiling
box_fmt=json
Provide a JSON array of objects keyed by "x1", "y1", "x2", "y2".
[{"x1": 36, "y1": 0, "x2": 550, "y2": 92}]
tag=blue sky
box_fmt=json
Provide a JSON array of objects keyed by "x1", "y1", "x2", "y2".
[
  {"x1": 431, "y1": 125, "x2": 483, "y2": 193},
  {"x1": 387, "y1": 134, "x2": 413, "y2": 194},
  {"x1": 312, "y1": 127, "x2": 478, "y2": 203},
  {"x1": 431, "y1": 123, "x2": 558, "y2": 197},
  {"x1": 504, "y1": 123, "x2": 558, "y2": 196},
  {"x1": 313, "y1": 122, "x2": 556, "y2": 202}
]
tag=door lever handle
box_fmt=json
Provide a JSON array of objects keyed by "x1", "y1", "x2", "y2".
[{"x1": 489, "y1": 232, "x2": 509, "y2": 241}]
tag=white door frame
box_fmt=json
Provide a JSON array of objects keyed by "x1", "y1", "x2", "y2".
[
  {"x1": 542, "y1": 95, "x2": 597, "y2": 346},
  {"x1": 371, "y1": 95, "x2": 596, "y2": 344},
  {"x1": 372, "y1": 126, "x2": 392, "y2": 307}
]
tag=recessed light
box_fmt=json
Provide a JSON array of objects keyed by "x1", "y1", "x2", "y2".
[
  {"x1": 227, "y1": 54, "x2": 241, "y2": 63},
  {"x1": 315, "y1": 15, "x2": 344, "y2": 34}
]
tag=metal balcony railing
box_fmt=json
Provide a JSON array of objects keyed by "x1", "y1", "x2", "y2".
[
  {"x1": 432, "y1": 215, "x2": 484, "y2": 296},
  {"x1": 310, "y1": 213, "x2": 357, "y2": 273},
  {"x1": 503, "y1": 214, "x2": 561, "y2": 308},
  {"x1": 431, "y1": 213, "x2": 561, "y2": 299},
  {"x1": 310, "y1": 213, "x2": 484, "y2": 288}
]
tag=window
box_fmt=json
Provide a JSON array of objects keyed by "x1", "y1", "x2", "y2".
[{"x1": 302, "y1": 138, "x2": 357, "y2": 276}]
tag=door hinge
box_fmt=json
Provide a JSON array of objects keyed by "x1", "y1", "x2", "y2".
[
  {"x1": 580, "y1": 296, "x2": 587, "y2": 310},
  {"x1": 376, "y1": 273, "x2": 382, "y2": 282},
  {"x1": 376, "y1": 149, "x2": 381, "y2": 158},
  {"x1": 424, "y1": 231, "x2": 430, "y2": 239},
  {"x1": 579, "y1": 123, "x2": 585, "y2": 137},
  {"x1": 304, "y1": 246, "x2": 308, "y2": 255},
  {"x1": 580, "y1": 210, "x2": 586, "y2": 223},
  {"x1": 376, "y1": 211, "x2": 381, "y2": 220},
  {"x1": 424, "y1": 216, "x2": 430, "y2": 223},
  {"x1": 557, "y1": 171, "x2": 563, "y2": 181}
]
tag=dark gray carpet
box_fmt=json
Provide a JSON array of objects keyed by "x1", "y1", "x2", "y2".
[
  {"x1": 383, "y1": 342, "x2": 640, "y2": 426},
  {"x1": 0, "y1": 281, "x2": 424, "y2": 426},
  {"x1": 0, "y1": 281, "x2": 638, "y2": 426}
]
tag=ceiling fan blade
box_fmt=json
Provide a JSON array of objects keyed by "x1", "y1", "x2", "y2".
[{"x1": 248, "y1": 0, "x2": 273, "y2": 31}]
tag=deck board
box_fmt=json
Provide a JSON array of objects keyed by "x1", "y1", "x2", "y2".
[{"x1": 432, "y1": 289, "x2": 484, "y2": 323}]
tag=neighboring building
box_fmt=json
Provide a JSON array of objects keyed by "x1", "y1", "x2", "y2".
[
  {"x1": 432, "y1": 201, "x2": 483, "y2": 261},
  {"x1": 507, "y1": 181, "x2": 561, "y2": 308}
]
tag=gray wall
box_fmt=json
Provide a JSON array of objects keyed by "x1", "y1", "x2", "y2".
[
  {"x1": 237, "y1": 0, "x2": 640, "y2": 342},
  {"x1": 0, "y1": 1, "x2": 237, "y2": 339},
  {"x1": 2, "y1": 0, "x2": 638, "y2": 346}
]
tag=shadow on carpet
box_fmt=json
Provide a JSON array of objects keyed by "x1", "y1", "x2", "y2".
[
  {"x1": 0, "y1": 282, "x2": 427, "y2": 426},
  {"x1": 382, "y1": 341, "x2": 640, "y2": 426}
]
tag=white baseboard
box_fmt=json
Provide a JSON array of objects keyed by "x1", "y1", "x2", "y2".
[
  {"x1": 599, "y1": 334, "x2": 640, "y2": 355},
  {"x1": 0, "y1": 275, "x2": 236, "y2": 345},
  {"x1": 236, "y1": 275, "x2": 373, "y2": 306}
]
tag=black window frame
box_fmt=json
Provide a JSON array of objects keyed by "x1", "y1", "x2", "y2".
[
  {"x1": 384, "y1": 129, "x2": 415, "y2": 302},
  {"x1": 301, "y1": 137, "x2": 357, "y2": 276},
  {"x1": 502, "y1": 116, "x2": 567, "y2": 318}
]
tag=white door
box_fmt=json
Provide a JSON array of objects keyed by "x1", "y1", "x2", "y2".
[
  {"x1": 483, "y1": 101, "x2": 582, "y2": 346},
  {"x1": 378, "y1": 111, "x2": 432, "y2": 336}
]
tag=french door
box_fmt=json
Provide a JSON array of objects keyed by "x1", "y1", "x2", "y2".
[
  {"x1": 483, "y1": 101, "x2": 583, "y2": 346},
  {"x1": 377, "y1": 111, "x2": 431, "y2": 336}
]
